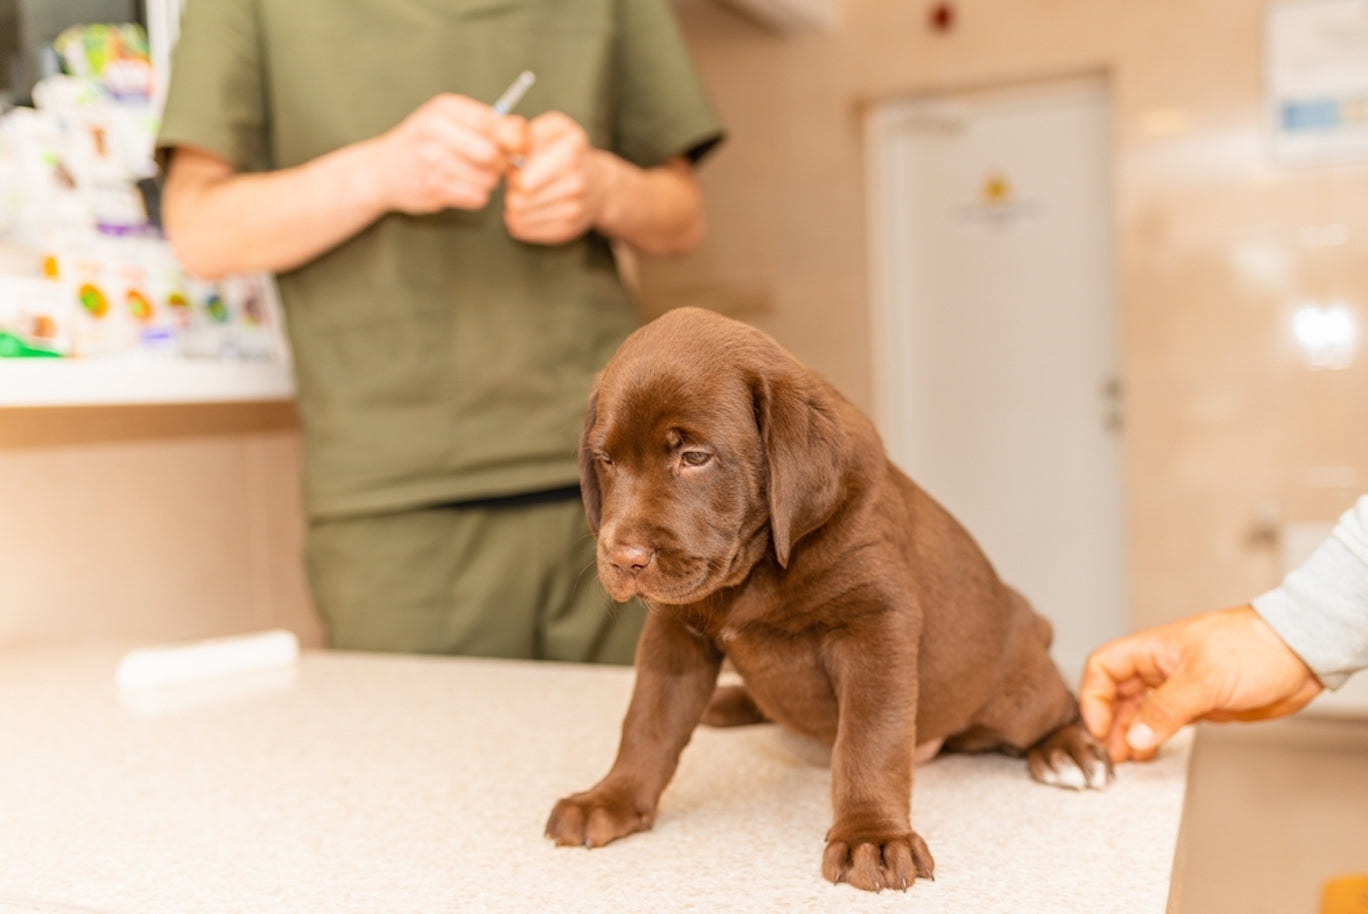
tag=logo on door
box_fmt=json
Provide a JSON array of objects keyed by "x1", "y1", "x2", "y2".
[{"x1": 959, "y1": 170, "x2": 1041, "y2": 231}]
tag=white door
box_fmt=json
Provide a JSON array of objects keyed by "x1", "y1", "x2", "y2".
[{"x1": 866, "y1": 78, "x2": 1125, "y2": 680}]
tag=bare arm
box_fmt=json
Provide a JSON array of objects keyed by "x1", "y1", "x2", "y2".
[
  {"x1": 591, "y1": 154, "x2": 704, "y2": 255},
  {"x1": 162, "y1": 94, "x2": 523, "y2": 279},
  {"x1": 163, "y1": 143, "x2": 386, "y2": 279}
]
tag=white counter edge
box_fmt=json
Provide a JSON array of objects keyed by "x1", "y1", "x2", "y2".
[{"x1": 0, "y1": 359, "x2": 294, "y2": 407}]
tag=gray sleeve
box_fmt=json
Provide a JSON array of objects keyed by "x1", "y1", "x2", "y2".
[{"x1": 1252, "y1": 495, "x2": 1368, "y2": 689}]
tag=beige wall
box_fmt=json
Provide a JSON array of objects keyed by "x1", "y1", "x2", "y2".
[
  {"x1": 2, "y1": 0, "x2": 1365, "y2": 646},
  {"x1": 650, "y1": 0, "x2": 1368, "y2": 629}
]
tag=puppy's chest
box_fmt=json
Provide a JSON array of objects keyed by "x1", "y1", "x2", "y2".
[
  {"x1": 698, "y1": 582, "x2": 831, "y2": 680},
  {"x1": 720, "y1": 632, "x2": 824, "y2": 685},
  {"x1": 712, "y1": 627, "x2": 840, "y2": 741}
]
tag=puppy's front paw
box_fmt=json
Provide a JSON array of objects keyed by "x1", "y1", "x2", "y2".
[
  {"x1": 822, "y1": 828, "x2": 935, "y2": 892},
  {"x1": 1027, "y1": 722, "x2": 1113, "y2": 790},
  {"x1": 545, "y1": 787, "x2": 654, "y2": 849}
]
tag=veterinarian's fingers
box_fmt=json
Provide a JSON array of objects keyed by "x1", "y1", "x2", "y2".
[
  {"x1": 515, "y1": 113, "x2": 581, "y2": 193},
  {"x1": 1080, "y1": 652, "x2": 1150, "y2": 739},
  {"x1": 504, "y1": 199, "x2": 585, "y2": 243},
  {"x1": 1080, "y1": 629, "x2": 1185, "y2": 741},
  {"x1": 1126, "y1": 673, "x2": 1210, "y2": 754},
  {"x1": 507, "y1": 166, "x2": 586, "y2": 209},
  {"x1": 492, "y1": 114, "x2": 527, "y2": 161},
  {"x1": 1106, "y1": 693, "x2": 1145, "y2": 762},
  {"x1": 1082, "y1": 671, "x2": 1152, "y2": 752},
  {"x1": 1077, "y1": 661, "x2": 1118, "y2": 740}
]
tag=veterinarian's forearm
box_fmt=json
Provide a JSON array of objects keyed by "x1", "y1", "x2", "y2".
[
  {"x1": 591, "y1": 154, "x2": 704, "y2": 257},
  {"x1": 163, "y1": 144, "x2": 388, "y2": 280}
]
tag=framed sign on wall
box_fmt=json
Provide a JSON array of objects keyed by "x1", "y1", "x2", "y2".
[{"x1": 1266, "y1": 0, "x2": 1368, "y2": 166}]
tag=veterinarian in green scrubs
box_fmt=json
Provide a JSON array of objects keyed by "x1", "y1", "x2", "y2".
[{"x1": 156, "y1": 0, "x2": 724, "y2": 661}]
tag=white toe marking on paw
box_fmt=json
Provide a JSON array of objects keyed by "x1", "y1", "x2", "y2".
[
  {"x1": 1042, "y1": 758, "x2": 1089, "y2": 791},
  {"x1": 1086, "y1": 758, "x2": 1111, "y2": 790}
]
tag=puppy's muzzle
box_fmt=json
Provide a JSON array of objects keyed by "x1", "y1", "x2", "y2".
[{"x1": 606, "y1": 541, "x2": 655, "y2": 577}]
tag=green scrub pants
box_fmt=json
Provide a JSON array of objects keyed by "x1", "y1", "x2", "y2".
[{"x1": 305, "y1": 492, "x2": 642, "y2": 664}]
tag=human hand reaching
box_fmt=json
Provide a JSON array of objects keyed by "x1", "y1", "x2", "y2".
[{"x1": 1078, "y1": 605, "x2": 1324, "y2": 762}]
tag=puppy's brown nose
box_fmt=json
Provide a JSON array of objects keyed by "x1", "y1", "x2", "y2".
[{"x1": 607, "y1": 543, "x2": 654, "y2": 576}]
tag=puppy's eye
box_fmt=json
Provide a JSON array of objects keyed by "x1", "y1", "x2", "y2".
[{"x1": 681, "y1": 450, "x2": 712, "y2": 468}]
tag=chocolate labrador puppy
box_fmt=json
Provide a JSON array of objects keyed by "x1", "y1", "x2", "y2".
[{"x1": 545, "y1": 307, "x2": 1110, "y2": 891}]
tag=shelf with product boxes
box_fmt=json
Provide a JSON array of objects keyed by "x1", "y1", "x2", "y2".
[
  {"x1": 0, "y1": 23, "x2": 293, "y2": 408},
  {"x1": 0, "y1": 238, "x2": 293, "y2": 407}
]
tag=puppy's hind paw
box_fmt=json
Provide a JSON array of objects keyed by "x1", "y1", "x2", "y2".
[
  {"x1": 1027, "y1": 723, "x2": 1113, "y2": 791},
  {"x1": 700, "y1": 683, "x2": 769, "y2": 728}
]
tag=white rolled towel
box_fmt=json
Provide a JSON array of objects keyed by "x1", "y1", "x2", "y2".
[{"x1": 115, "y1": 629, "x2": 300, "y2": 691}]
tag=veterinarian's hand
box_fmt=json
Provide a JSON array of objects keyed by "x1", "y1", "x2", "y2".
[
  {"x1": 503, "y1": 111, "x2": 610, "y2": 245},
  {"x1": 1079, "y1": 605, "x2": 1324, "y2": 762},
  {"x1": 371, "y1": 93, "x2": 524, "y2": 215}
]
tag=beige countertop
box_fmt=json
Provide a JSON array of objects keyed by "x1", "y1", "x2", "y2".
[{"x1": 0, "y1": 645, "x2": 1191, "y2": 914}]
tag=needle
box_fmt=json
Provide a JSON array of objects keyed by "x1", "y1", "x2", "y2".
[
  {"x1": 492, "y1": 70, "x2": 536, "y2": 115},
  {"x1": 493, "y1": 70, "x2": 536, "y2": 169}
]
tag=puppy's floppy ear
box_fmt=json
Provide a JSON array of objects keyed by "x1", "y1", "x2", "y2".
[
  {"x1": 579, "y1": 389, "x2": 602, "y2": 535},
  {"x1": 753, "y1": 364, "x2": 847, "y2": 568}
]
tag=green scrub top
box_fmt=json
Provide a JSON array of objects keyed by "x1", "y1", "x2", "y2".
[{"x1": 157, "y1": 0, "x2": 724, "y2": 520}]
